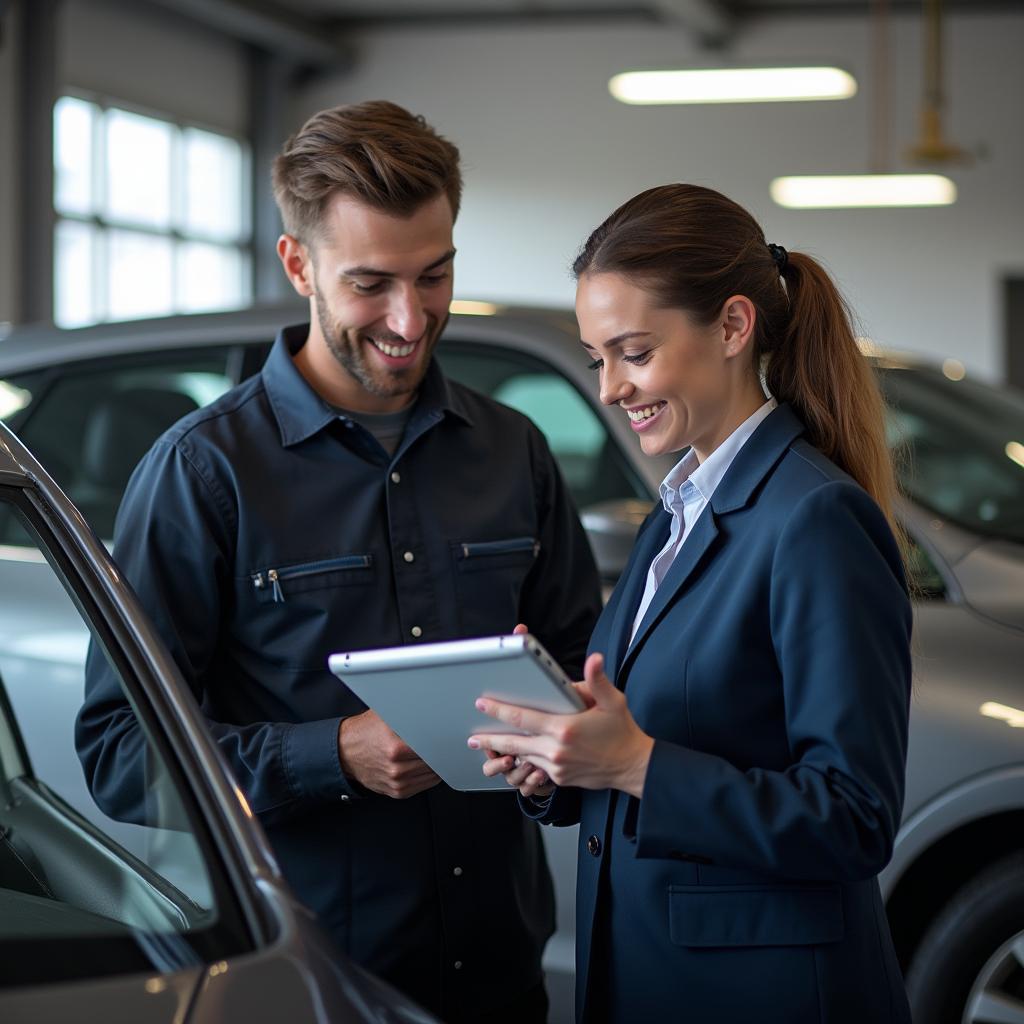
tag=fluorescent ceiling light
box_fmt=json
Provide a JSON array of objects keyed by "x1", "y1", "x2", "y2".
[
  {"x1": 609, "y1": 67, "x2": 856, "y2": 105},
  {"x1": 770, "y1": 174, "x2": 957, "y2": 209}
]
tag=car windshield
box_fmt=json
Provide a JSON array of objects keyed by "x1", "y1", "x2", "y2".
[{"x1": 879, "y1": 364, "x2": 1024, "y2": 545}]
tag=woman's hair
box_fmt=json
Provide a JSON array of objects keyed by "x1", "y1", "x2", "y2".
[
  {"x1": 573, "y1": 183, "x2": 899, "y2": 534},
  {"x1": 272, "y1": 100, "x2": 462, "y2": 244}
]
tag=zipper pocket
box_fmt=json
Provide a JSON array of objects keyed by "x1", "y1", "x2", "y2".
[
  {"x1": 252, "y1": 555, "x2": 372, "y2": 603},
  {"x1": 459, "y1": 537, "x2": 540, "y2": 560}
]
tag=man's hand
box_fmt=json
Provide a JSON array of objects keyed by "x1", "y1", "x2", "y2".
[{"x1": 339, "y1": 710, "x2": 441, "y2": 799}]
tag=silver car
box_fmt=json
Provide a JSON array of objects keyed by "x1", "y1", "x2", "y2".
[{"x1": 1, "y1": 305, "x2": 1023, "y2": 1024}]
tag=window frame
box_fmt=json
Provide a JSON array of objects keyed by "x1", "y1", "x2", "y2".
[
  {"x1": 0, "y1": 482, "x2": 263, "y2": 985},
  {"x1": 53, "y1": 91, "x2": 253, "y2": 327}
]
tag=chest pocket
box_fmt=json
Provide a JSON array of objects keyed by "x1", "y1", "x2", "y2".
[
  {"x1": 250, "y1": 554, "x2": 374, "y2": 603},
  {"x1": 451, "y1": 536, "x2": 539, "y2": 636}
]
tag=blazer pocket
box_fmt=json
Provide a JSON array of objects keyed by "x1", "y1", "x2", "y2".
[{"x1": 668, "y1": 884, "x2": 844, "y2": 947}]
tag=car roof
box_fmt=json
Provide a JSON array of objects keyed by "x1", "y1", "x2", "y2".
[{"x1": 0, "y1": 303, "x2": 583, "y2": 375}]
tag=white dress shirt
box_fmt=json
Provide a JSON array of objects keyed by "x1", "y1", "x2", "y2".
[{"x1": 630, "y1": 398, "x2": 778, "y2": 642}]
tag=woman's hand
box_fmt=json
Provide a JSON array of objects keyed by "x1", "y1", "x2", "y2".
[
  {"x1": 479, "y1": 621, "x2": 556, "y2": 798},
  {"x1": 470, "y1": 652, "x2": 655, "y2": 799}
]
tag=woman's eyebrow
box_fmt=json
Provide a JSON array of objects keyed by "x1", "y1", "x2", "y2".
[{"x1": 579, "y1": 331, "x2": 652, "y2": 350}]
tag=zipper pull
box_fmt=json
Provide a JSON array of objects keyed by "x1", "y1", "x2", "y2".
[
  {"x1": 268, "y1": 568, "x2": 284, "y2": 603},
  {"x1": 252, "y1": 572, "x2": 265, "y2": 591}
]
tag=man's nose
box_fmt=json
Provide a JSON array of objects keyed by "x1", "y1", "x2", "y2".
[{"x1": 385, "y1": 285, "x2": 428, "y2": 341}]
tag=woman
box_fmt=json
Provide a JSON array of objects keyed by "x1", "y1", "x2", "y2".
[{"x1": 470, "y1": 184, "x2": 913, "y2": 1024}]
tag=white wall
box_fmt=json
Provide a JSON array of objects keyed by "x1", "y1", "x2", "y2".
[
  {"x1": 296, "y1": 11, "x2": 1024, "y2": 380},
  {"x1": 59, "y1": 0, "x2": 248, "y2": 134}
]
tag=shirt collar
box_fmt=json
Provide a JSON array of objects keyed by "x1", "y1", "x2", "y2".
[
  {"x1": 659, "y1": 397, "x2": 778, "y2": 513},
  {"x1": 262, "y1": 323, "x2": 473, "y2": 448}
]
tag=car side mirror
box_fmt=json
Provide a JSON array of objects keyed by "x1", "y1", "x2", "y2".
[{"x1": 580, "y1": 498, "x2": 654, "y2": 584}]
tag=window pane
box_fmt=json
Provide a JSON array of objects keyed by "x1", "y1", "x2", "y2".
[
  {"x1": 183, "y1": 129, "x2": 246, "y2": 240},
  {"x1": 879, "y1": 366, "x2": 1024, "y2": 544},
  {"x1": 439, "y1": 345, "x2": 646, "y2": 508},
  {"x1": 54, "y1": 220, "x2": 97, "y2": 328},
  {"x1": 0, "y1": 503, "x2": 216, "y2": 925},
  {"x1": 104, "y1": 109, "x2": 172, "y2": 229},
  {"x1": 1, "y1": 352, "x2": 233, "y2": 543},
  {"x1": 107, "y1": 230, "x2": 173, "y2": 321},
  {"x1": 54, "y1": 97, "x2": 95, "y2": 216},
  {"x1": 177, "y1": 242, "x2": 248, "y2": 313}
]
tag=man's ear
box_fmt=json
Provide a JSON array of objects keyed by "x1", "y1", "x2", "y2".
[
  {"x1": 719, "y1": 295, "x2": 757, "y2": 360},
  {"x1": 277, "y1": 234, "x2": 315, "y2": 298}
]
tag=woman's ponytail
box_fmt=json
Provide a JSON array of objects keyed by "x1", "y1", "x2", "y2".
[{"x1": 766, "y1": 252, "x2": 898, "y2": 532}]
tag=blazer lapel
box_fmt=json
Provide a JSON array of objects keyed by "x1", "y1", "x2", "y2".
[
  {"x1": 605, "y1": 508, "x2": 671, "y2": 683},
  {"x1": 625, "y1": 506, "x2": 719, "y2": 661}
]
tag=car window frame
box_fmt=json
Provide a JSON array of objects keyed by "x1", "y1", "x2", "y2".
[{"x1": 0, "y1": 481, "x2": 265, "y2": 977}]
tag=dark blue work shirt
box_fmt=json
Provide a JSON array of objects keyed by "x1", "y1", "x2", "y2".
[{"x1": 76, "y1": 325, "x2": 602, "y2": 1022}]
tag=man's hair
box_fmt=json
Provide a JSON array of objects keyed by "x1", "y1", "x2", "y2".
[{"x1": 272, "y1": 100, "x2": 462, "y2": 242}]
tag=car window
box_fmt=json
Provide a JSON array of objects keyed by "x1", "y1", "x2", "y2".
[
  {"x1": 438, "y1": 344, "x2": 649, "y2": 509},
  {"x1": 879, "y1": 365, "x2": 1024, "y2": 545},
  {"x1": 0, "y1": 351, "x2": 234, "y2": 545},
  {"x1": 904, "y1": 536, "x2": 946, "y2": 600},
  {"x1": 0, "y1": 493, "x2": 248, "y2": 988}
]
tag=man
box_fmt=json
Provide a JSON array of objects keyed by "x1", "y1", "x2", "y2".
[{"x1": 75, "y1": 100, "x2": 601, "y2": 1023}]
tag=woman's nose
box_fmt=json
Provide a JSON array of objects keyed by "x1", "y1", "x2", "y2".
[{"x1": 599, "y1": 364, "x2": 633, "y2": 406}]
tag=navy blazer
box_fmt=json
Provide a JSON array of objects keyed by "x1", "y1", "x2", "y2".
[{"x1": 532, "y1": 405, "x2": 913, "y2": 1024}]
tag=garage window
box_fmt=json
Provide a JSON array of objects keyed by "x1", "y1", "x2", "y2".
[{"x1": 53, "y1": 95, "x2": 252, "y2": 327}]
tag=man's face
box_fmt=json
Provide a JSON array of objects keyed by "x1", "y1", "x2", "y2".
[{"x1": 295, "y1": 192, "x2": 455, "y2": 411}]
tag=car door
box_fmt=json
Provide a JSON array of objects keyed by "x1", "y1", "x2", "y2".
[
  {"x1": 0, "y1": 433, "x2": 441, "y2": 1024},
  {"x1": 0, "y1": 475, "x2": 255, "y2": 1016}
]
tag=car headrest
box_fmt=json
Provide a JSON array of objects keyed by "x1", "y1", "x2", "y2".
[{"x1": 81, "y1": 388, "x2": 199, "y2": 489}]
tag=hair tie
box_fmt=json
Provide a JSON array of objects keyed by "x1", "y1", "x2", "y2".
[{"x1": 768, "y1": 243, "x2": 788, "y2": 273}]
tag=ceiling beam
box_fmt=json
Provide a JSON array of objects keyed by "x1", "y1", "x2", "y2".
[
  {"x1": 141, "y1": 0, "x2": 351, "y2": 68},
  {"x1": 654, "y1": 0, "x2": 734, "y2": 46}
]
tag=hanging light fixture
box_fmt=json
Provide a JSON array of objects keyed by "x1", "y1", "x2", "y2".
[{"x1": 770, "y1": 0, "x2": 958, "y2": 210}]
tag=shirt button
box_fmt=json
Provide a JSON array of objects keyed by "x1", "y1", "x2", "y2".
[
  {"x1": 453, "y1": 866, "x2": 463, "y2": 877},
  {"x1": 587, "y1": 834, "x2": 601, "y2": 857},
  {"x1": 453, "y1": 961, "x2": 463, "y2": 970},
  {"x1": 403, "y1": 551, "x2": 415, "y2": 563},
  {"x1": 411, "y1": 626, "x2": 423, "y2": 638},
  {"x1": 391, "y1": 471, "x2": 401, "y2": 484},
  {"x1": 340, "y1": 794, "x2": 350, "y2": 802}
]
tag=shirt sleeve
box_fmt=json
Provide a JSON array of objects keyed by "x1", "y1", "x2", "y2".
[
  {"x1": 632, "y1": 480, "x2": 913, "y2": 881},
  {"x1": 518, "y1": 426, "x2": 603, "y2": 680},
  {"x1": 75, "y1": 438, "x2": 359, "y2": 829}
]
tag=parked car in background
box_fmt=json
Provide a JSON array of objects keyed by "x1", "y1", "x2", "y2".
[{"x1": 1, "y1": 304, "x2": 1023, "y2": 1024}]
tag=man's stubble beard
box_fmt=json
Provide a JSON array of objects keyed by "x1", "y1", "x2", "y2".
[{"x1": 313, "y1": 287, "x2": 447, "y2": 400}]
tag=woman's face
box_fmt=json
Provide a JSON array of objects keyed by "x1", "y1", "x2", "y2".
[{"x1": 576, "y1": 272, "x2": 746, "y2": 460}]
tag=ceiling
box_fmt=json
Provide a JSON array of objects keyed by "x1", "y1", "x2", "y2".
[{"x1": 139, "y1": 0, "x2": 1024, "y2": 65}]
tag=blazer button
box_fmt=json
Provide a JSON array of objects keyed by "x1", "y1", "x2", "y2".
[{"x1": 587, "y1": 834, "x2": 601, "y2": 857}]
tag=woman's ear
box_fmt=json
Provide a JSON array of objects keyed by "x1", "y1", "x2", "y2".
[{"x1": 720, "y1": 295, "x2": 757, "y2": 360}]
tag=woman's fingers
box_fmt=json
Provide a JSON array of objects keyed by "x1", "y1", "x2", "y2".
[{"x1": 475, "y1": 697, "x2": 554, "y2": 735}]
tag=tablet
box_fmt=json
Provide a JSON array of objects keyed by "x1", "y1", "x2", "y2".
[{"x1": 327, "y1": 634, "x2": 585, "y2": 792}]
